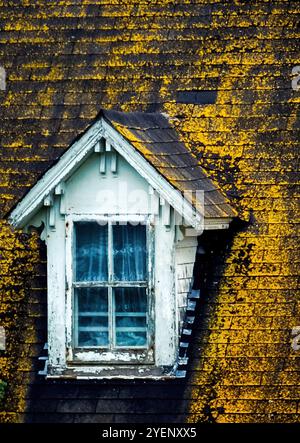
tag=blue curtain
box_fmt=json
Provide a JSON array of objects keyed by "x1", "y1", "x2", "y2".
[
  {"x1": 113, "y1": 224, "x2": 147, "y2": 281},
  {"x1": 75, "y1": 222, "x2": 108, "y2": 282},
  {"x1": 76, "y1": 287, "x2": 109, "y2": 347},
  {"x1": 114, "y1": 287, "x2": 147, "y2": 347},
  {"x1": 74, "y1": 222, "x2": 147, "y2": 348}
]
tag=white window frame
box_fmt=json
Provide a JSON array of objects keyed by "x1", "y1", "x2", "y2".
[{"x1": 65, "y1": 213, "x2": 155, "y2": 365}]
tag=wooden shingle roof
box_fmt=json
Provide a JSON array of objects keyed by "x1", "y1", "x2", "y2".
[
  {"x1": 8, "y1": 109, "x2": 236, "y2": 227},
  {"x1": 102, "y1": 109, "x2": 236, "y2": 219}
]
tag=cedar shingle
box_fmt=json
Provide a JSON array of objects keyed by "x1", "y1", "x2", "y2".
[{"x1": 103, "y1": 109, "x2": 236, "y2": 218}]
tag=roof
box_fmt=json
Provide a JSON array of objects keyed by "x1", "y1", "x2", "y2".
[
  {"x1": 0, "y1": 0, "x2": 299, "y2": 426},
  {"x1": 101, "y1": 109, "x2": 236, "y2": 219},
  {"x1": 8, "y1": 109, "x2": 236, "y2": 229}
]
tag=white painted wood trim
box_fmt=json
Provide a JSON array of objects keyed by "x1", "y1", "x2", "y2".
[
  {"x1": 9, "y1": 117, "x2": 207, "y2": 231},
  {"x1": 154, "y1": 217, "x2": 177, "y2": 366},
  {"x1": 65, "y1": 214, "x2": 74, "y2": 361},
  {"x1": 203, "y1": 218, "x2": 232, "y2": 230},
  {"x1": 47, "y1": 206, "x2": 67, "y2": 372},
  {"x1": 101, "y1": 120, "x2": 204, "y2": 231},
  {"x1": 9, "y1": 120, "x2": 102, "y2": 228},
  {"x1": 64, "y1": 213, "x2": 155, "y2": 365}
]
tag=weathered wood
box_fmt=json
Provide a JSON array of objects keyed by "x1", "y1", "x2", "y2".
[
  {"x1": 111, "y1": 150, "x2": 117, "y2": 173},
  {"x1": 99, "y1": 152, "x2": 106, "y2": 174},
  {"x1": 47, "y1": 203, "x2": 67, "y2": 373}
]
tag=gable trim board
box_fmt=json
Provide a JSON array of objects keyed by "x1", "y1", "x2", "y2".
[{"x1": 8, "y1": 110, "x2": 236, "y2": 232}]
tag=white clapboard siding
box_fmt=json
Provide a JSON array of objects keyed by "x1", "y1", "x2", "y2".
[
  {"x1": 177, "y1": 277, "x2": 193, "y2": 296},
  {"x1": 175, "y1": 236, "x2": 198, "y2": 331},
  {"x1": 177, "y1": 263, "x2": 195, "y2": 280}
]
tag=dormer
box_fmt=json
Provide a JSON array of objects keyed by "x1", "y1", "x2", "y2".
[{"x1": 8, "y1": 110, "x2": 236, "y2": 379}]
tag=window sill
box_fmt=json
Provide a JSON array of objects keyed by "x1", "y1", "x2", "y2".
[
  {"x1": 46, "y1": 364, "x2": 180, "y2": 380},
  {"x1": 72, "y1": 348, "x2": 154, "y2": 365}
]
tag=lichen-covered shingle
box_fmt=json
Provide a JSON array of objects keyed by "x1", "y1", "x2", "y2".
[
  {"x1": 0, "y1": 0, "x2": 299, "y2": 424},
  {"x1": 102, "y1": 109, "x2": 236, "y2": 219}
]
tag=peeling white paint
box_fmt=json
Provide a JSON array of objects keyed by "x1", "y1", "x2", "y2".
[
  {"x1": 9, "y1": 117, "x2": 204, "y2": 230},
  {"x1": 16, "y1": 120, "x2": 204, "y2": 379},
  {"x1": 175, "y1": 236, "x2": 198, "y2": 332}
]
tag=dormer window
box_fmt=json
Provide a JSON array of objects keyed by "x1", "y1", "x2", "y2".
[
  {"x1": 70, "y1": 218, "x2": 154, "y2": 364},
  {"x1": 8, "y1": 110, "x2": 236, "y2": 379}
]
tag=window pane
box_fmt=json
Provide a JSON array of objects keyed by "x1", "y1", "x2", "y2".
[
  {"x1": 115, "y1": 287, "x2": 147, "y2": 312},
  {"x1": 75, "y1": 222, "x2": 108, "y2": 281},
  {"x1": 116, "y1": 316, "x2": 146, "y2": 328},
  {"x1": 77, "y1": 287, "x2": 108, "y2": 312},
  {"x1": 116, "y1": 331, "x2": 147, "y2": 347},
  {"x1": 114, "y1": 287, "x2": 147, "y2": 347},
  {"x1": 76, "y1": 287, "x2": 108, "y2": 347},
  {"x1": 113, "y1": 224, "x2": 147, "y2": 281}
]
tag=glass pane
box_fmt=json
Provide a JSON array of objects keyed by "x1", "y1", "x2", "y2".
[
  {"x1": 76, "y1": 287, "x2": 108, "y2": 347},
  {"x1": 115, "y1": 287, "x2": 147, "y2": 313},
  {"x1": 78, "y1": 331, "x2": 108, "y2": 347},
  {"x1": 79, "y1": 316, "x2": 108, "y2": 328},
  {"x1": 116, "y1": 331, "x2": 147, "y2": 347},
  {"x1": 113, "y1": 224, "x2": 147, "y2": 281},
  {"x1": 75, "y1": 222, "x2": 108, "y2": 282},
  {"x1": 116, "y1": 316, "x2": 146, "y2": 328},
  {"x1": 114, "y1": 287, "x2": 147, "y2": 347},
  {"x1": 77, "y1": 287, "x2": 108, "y2": 312}
]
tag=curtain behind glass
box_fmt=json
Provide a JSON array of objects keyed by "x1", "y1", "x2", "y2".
[
  {"x1": 74, "y1": 221, "x2": 148, "y2": 349},
  {"x1": 114, "y1": 287, "x2": 147, "y2": 347},
  {"x1": 76, "y1": 287, "x2": 109, "y2": 347},
  {"x1": 75, "y1": 222, "x2": 108, "y2": 282},
  {"x1": 113, "y1": 224, "x2": 146, "y2": 281}
]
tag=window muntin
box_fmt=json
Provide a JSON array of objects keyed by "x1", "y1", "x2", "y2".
[{"x1": 73, "y1": 221, "x2": 149, "y2": 350}]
